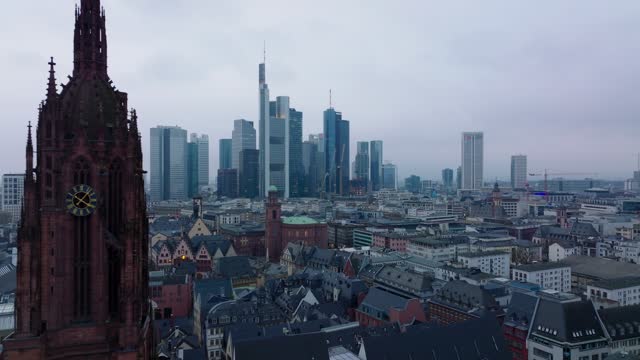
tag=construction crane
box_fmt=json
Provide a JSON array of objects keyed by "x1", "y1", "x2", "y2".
[{"x1": 528, "y1": 169, "x2": 598, "y2": 200}]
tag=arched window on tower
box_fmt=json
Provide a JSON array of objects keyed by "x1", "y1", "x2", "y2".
[{"x1": 106, "y1": 159, "x2": 123, "y2": 235}]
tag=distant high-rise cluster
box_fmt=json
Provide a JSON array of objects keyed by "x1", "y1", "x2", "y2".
[
  {"x1": 324, "y1": 107, "x2": 350, "y2": 196},
  {"x1": 150, "y1": 126, "x2": 209, "y2": 201},
  {"x1": 442, "y1": 168, "x2": 454, "y2": 191},
  {"x1": 382, "y1": 162, "x2": 398, "y2": 190}
]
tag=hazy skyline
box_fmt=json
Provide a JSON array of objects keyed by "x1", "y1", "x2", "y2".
[{"x1": 1, "y1": 0, "x2": 639, "y2": 181}]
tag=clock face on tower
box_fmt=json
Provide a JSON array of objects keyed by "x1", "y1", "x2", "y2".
[{"x1": 65, "y1": 184, "x2": 98, "y2": 217}]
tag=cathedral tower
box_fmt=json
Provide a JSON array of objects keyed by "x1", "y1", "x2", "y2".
[{"x1": 3, "y1": 1, "x2": 152, "y2": 359}]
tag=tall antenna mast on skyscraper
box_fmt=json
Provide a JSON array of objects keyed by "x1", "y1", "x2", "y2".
[
  {"x1": 263, "y1": 40, "x2": 266, "y2": 64},
  {"x1": 329, "y1": 89, "x2": 332, "y2": 109}
]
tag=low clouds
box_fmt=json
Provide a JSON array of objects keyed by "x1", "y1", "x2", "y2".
[{"x1": 0, "y1": 0, "x2": 638, "y2": 180}]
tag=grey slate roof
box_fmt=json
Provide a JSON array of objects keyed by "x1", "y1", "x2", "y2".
[
  {"x1": 504, "y1": 292, "x2": 538, "y2": 330},
  {"x1": 375, "y1": 265, "x2": 433, "y2": 293},
  {"x1": 359, "y1": 287, "x2": 410, "y2": 313},
  {"x1": 531, "y1": 299, "x2": 606, "y2": 343},
  {"x1": 431, "y1": 280, "x2": 498, "y2": 313},
  {"x1": 216, "y1": 256, "x2": 255, "y2": 278},
  {"x1": 598, "y1": 305, "x2": 640, "y2": 341},
  {"x1": 513, "y1": 262, "x2": 571, "y2": 272},
  {"x1": 590, "y1": 276, "x2": 640, "y2": 290},
  {"x1": 562, "y1": 256, "x2": 640, "y2": 280},
  {"x1": 360, "y1": 316, "x2": 511, "y2": 360}
]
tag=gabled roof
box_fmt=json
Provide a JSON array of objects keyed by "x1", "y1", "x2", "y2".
[
  {"x1": 358, "y1": 287, "x2": 410, "y2": 315},
  {"x1": 531, "y1": 298, "x2": 605, "y2": 343},
  {"x1": 234, "y1": 332, "x2": 330, "y2": 360},
  {"x1": 570, "y1": 222, "x2": 600, "y2": 237},
  {"x1": 216, "y1": 256, "x2": 255, "y2": 278},
  {"x1": 375, "y1": 265, "x2": 433, "y2": 293},
  {"x1": 360, "y1": 316, "x2": 511, "y2": 360},
  {"x1": 190, "y1": 235, "x2": 232, "y2": 256},
  {"x1": 431, "y1": 280, "x2": 498, "y2": 313}
]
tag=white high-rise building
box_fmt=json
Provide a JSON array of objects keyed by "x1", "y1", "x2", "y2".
[
  {"x1": 461, "y1": 132, "x2": 484, "y2": 189},
  {"x1": 150, "y1": 126, "x2": 188, "y2": 201},
  {"x1": 511, "y1": 155, "x2": 527, "y2": 189},
  {"x1": 191, "y1": 133, "x2": 210, "y2": 187},
  {"x1": 231, "y1": 119, "x2": 256, "y2": 170},
  {"x1": 2, "y1": 174, "x2": 25, "y2": 224}
]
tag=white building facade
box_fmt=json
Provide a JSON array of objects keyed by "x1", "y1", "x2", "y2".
[
  {"x1": 457, "y1": 251, "x2": 511, "y2": 278},
  {"x1": 512, "y1": 263, "x2": 572, "y2": 292}
]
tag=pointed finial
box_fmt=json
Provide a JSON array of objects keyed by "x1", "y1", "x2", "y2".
[
  {"x1": 27, "y1": 121, "x2": 33, "y2": 146},
  {"x1": 47, "y1": 57, "x2": 57, "y2": 98}
]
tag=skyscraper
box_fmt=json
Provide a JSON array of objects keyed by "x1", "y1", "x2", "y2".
[
  {"x1": 324, "y1": 107, "x2": 350, "y2": 195},
  {"x1": 150, "y1": 126, "x2": 188, "y2": 201},
  {"x1": 405, "y1": 175, "x2": 422, "y2": 193},
  {"x1": 1, "y1": 174, "x2": 25, "y2": 224},
  {"x1": 289, "y1": 108, "x2": 304, "y2": 197},
  {"x1": 267, "y1": 97, "x2": 289, "y2": 197},
  {"x1": 217, "y1": 169, "x2": 238, "y2": 198},
  {"x1": 219, "y1": 138, "x2": 232, "y2": 170},
  {"x1": 187, "y1": 141, "x2": 199, "y2": 198},
  {"x1": 302, "y1": 140, "x2": 318, "y2": 197},
  {"x1": 382, "y1": 163, "x2": 398, "y2": 190},
  {"x1": 6, "y1": 1, "x2": 151, "y2": 357},
  {"x1": 306, "y1": 134, "x2": 325, "y2": 196},
  {"x1": 442, "y1": 168, "x2": 454, "y2": 190},
  {"x1": 258, "y1": 58, "x2": 270, "y2": 198},
  {"x1": 370, "y1": 140, "x2": 383, "y2": 192},
  {"x1": 239, "y1": 149, "x2": 260, "y2": 199},
  {"x1": 511, "y1": 155, "x2": 528, "y2": 189},
  {"x1": 456, "y1": 166, "x2": 462, "y2": 190},
  {"x1": 355, "y1": 141, "x2": 370, "y2": 190},
  {"x1": 192, "y1": 133, "x2": 209, "y2": 187},
  {"x1": 232, "y1": 119, "x2": 256, "y2": 170},
  {"x1": 461, "y1": 132, "x2": 484, "y2": 189}
]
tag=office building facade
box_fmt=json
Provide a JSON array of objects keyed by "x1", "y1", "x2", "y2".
[
  {"x1": 370, "y1": 140, "x2": 383, "y2": 192},
  {"x1": 511, "y1": 155, "x2": 527, "y2": 189},
  {"x1": 355, "y1": 141, "x2": 370, "y2": 190},
  {"x1": 219, "y1": 139, "x2": 232, "y2": 170},
  {"x1": 217, "y1": 169, "x2": 238, "y2": 198},
  {"x1": 187, "y1": 142, "x2": 199, "y2": 198},
  {"x1": 239, "y1": 149, "x2": 260, "y2": 199},
  {"x1": 150, "y1": 126, "x2": 188, "y2": 201},
  {"x1": 231, "y1": 119, "x2": 256, "y2": 170},
  {"x1": 1, "y1": 174, "x2": 25, "y2": 224},
  {"x1": 289, "y1": 109, "x2": 304, "y2": 197},
  {"x1": 382, "y1": 163, "x2": 398, "y2": 190},
  {"x1": 191, "y1": 133, "x2": 209, "y2": 187},
  {"x1": 442, "y1": 168, "x2": 454, "y2": 190},
  {"x1": 461, "y1": 132, "x2": 483, "y2": 189},
  {"x1": 324, "y1": 108, "x2": 350, "y2": 195}
]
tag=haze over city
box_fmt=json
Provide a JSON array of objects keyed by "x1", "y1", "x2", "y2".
[{"x1": 1, "y1": 0, "x2": 639, "y2": 180}]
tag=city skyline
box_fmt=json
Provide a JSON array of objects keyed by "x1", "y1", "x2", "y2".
[{"x1": 1, "y1": 1, "x2": 639, "y2": 180}]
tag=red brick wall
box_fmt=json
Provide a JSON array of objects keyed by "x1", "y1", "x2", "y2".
[{"x1": 152, "y1": 281, "x2": 193, "y2": 319}]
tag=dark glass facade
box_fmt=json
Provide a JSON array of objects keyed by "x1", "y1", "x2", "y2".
[
  {"x1": 239, "y1": 149, "x2": 260, "y2": 199},
  {"x1": 324, "y1": 108, "x2": 350, "y2": 195},
  {"x1": 219, "y1": 138, "x2": 232, "y2": 170},
  {"x1": 289, "y1": 109, "x2": 304, "y2": 197}
]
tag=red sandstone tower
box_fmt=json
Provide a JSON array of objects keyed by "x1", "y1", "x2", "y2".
[
  {"x1": 2, "y1": 1, "x2": 152, "y2": 359},
  {"x1": 265, "y1": 186, "x2": 282, "y2": 262}
]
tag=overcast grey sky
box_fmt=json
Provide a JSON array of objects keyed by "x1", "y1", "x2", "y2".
[{"x1": 1, "y1": 0, "x2": 639, "y2": 181}]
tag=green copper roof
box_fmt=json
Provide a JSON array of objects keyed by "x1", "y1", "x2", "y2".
[{"x1": 282, "y1": 216, "x2": 320, "y2": 225}]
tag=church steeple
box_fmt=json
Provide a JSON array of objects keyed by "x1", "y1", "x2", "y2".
[
  {"x1": 25, "y1": 121, "x2": 33, "y2": 181},
  {"x1": 47, "y1": 57, "x2": 57, "y2": 98},
  {"x1": 73, "y1": 0, "x2": 107, "y2": 77}
]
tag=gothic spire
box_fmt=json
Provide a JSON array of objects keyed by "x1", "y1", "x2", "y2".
[
  {"x1": 74, "y1": 0, "x2": 108, "y2": 77},
  {"x1": 26, "y1": 122, "x2": 34, "y2": 180},
  {"x1": 47, "y1": 57, "x2": 57, "y2": 98}
]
